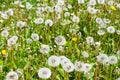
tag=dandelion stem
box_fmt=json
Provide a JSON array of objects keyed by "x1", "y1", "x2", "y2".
[
  {"x1": 78, "y1": 72, "x2": 81, "y2": 80},
  {"x1": 110, "y1": 66, "x2": 113, "y2": 80}
]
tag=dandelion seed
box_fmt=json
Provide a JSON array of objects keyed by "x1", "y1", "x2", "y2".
[
  {"x1": 116, "y1": 3, "x2": 120, "y2": 8},
  {"x1": 39, "y1": 44, "x2": 50, "y2": 54},
  {"x1": 67, "y1": 4, "x2": 72, "y2": 9},
  {"x1": 84, "y1": 72, "x2": 92, "y2": 79},
  {"x1": 26, "y1": 38, "x2": 33, "y2": 44},
  {"x1": 58, "y1": 46, "x2": 64, "y2": 52},
  {"x1": 89, "y1": 0, "x2": 96, "y2": 6},
  {"x1": 117, "y1": 50, "x2": 120, "y2": 55},
  {"x1": 87, "y1": 7, "x2": 97, "y2": 14},
  {"x1": 97, "y1": 29, "x2": 105, "y2": 35},
  {"x1": 26, "y1": 2, "x2": 32, "y2": 10},
  {"x1": 7, "y1": 38, "x2": 16, "y2": 46},
  {"x1": 60, "y1": 56, "x2": 71, "y2": 65},
  {"x1": 107, "y1": 26, "x2": 115, "y2": 33},
  {"x1": 45, "y1": 6, "x2": 53, "y2": 12},
  {"x1": 62, "y1": 62, "x2": 75, "y2": 73},
  {"x1": 116, "y1": 30, "x2": 120, "y2": 35},
  {"x1": 107, "y1": 1, "x2": 114, "y2": 6},
  {"x1": 75, "y1": 61, "x2": 84, "y2": 72},
  {"x1": 96, "y1": 17, "x2": 103, "y2": 24},
  {"x1": 54, "y1": 36, "x2": 66, "y2": 46},
  {"x1": 103, "y1": 18, "x2": 111, "y2": 24},
  {"x1": 95, "y1": 42, "x2": 101, "y2": 47},
  {"x1": 57, "y1": 0, "x2": 65, "y2": 6},
  {"x1": 16, "y1": 69, "x2": 23, "y2": 78},
  {"x1": 82, "y1": 51, "x2": 89, "y2": 58},
  {"x1": 117, "y1": 77, "x2": 120, "y2": 80},
  {"x1": 86, "y1": 36, "x2": 94, "y2": 45},
  {"x1": 17, "y1": 21, "x2": 27, "y2": 28},
  {"x1": 6, "y1": 71, "x2": 19, "y2": 80},
  {"x1": 45, "y1": 19, "x2": 53, "y2": 26},
  {"x1": 11, "y1": 36, "x2": 18, "y2": 41},
  {"x1": 34, "y1": 18, "x2": 44, "y2": 24},
  {"x1": 6, "y1": 9, "x2": 14, "y2": 16},
  {"x1": 64, "y1": 12, "x2": 70, "y2": 17},
  {"x1": 72, "y1": 15, "x2": 80, "y2": 23},
  {"x1": 83, "y1": 63, "x2": 92, "y2": 72},
  {"x1": 31, "y1": 33, "x2": 39, "y2": 41},
  {"x1": 78, "y1": 0, "x2": 84, "y2": 4},
  {"x1": 1, "y1": 30, "x2": 9, "y2": 37},
  {"x1": 1, "y1": 12, "x2": 8, "y2": 19},
  {"x1": 48, "y1": 55, "x2": 60, "y2": 67},
  {"x1": 38, "y1": 67, "x2": 51, "y2": 79},
  {"x1": 108, "y1": 56, "x2": 118, "y2": 64},
  {"x1": 97, "y1": 0, "x2": 105, "y2": 4},
  {"x1": 54, "y1": 5, "x2": 62, "y2": 14},
  {"x1": 97, "y1": 54, "x2": 108, "y2": 64}
]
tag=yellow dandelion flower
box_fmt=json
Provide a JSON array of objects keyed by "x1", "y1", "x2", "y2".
[
  {"x1": 110, "y1": 6, "x2": 116, "y2": 10},
  {"x1": 72, "y1": 37, "x2": 77, "y2": 42},
  {"x1": 1, "y1": 50, "x2": 8, "y2": 55}
]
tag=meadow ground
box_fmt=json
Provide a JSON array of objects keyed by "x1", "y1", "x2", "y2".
[{"x1": 0, "y1": 0, "x2": 120, "y2": 80}]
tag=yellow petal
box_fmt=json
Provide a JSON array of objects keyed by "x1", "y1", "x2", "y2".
[
  {"x1": 110, "y1": 6, "x2": 116, "y2": 10},
  {"x1": 2, "y1": 50, "x2": 8, "y2": 55},
  {"x1": 72, "y1": 37, "x2": 77, "y2": 42}
]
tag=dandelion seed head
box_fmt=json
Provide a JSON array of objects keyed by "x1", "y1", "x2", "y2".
[
  {"x1": 54, "y1": 36, "x2": 66, "y2": 46},
  {"x1": 39, "y1": 44, "x2": 50, "y2": 54},
  {"x1": 38, "y1": 67, "x2": 51, "y2": 79},
  {"x1": 48, "y1": 55, "x2": 60, "y2": 67},
  {"x1": 6, "y1": 71, "x2": 19, "y2": 80}
]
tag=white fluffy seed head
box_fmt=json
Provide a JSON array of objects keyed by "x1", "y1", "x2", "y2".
[
  {"x1": 26, "y1": 2, "x2": 32, "y2": 10},
  {"x1": 60, "y1": 56, "x2": 71, "y2": 65},
  {"x1": 54, "y1": 36, "x2": 66, "y2": 46},
  {"x1": 108, "y1": 56, "x2": 118, "y2": 64},
  {"x1": 39, "y1": 44, "x2": 50, "y2": 54},
  {"x1": 26, "y1": 38, "x2": 33, "y2": 44},
  {"x1": 6, "y1": 9, "x2": 14, "y2": 16},
  {"x1": 96, "y1": 17, "x2": 103, "y2": 24},
  {"x1": 38, "y1": 67, "x2": 51, "y2": 79},
  {"x1": 1, "y1": 30, "x2": 9, "y2": 37},
  {"x1": 75, "y1": 61, "x2": 84, "y2": 72},
  {"x1": 17, "y1": 21, "x2": 27, "y2": 28},
  {"x1": 83, "y1": 63, "x2": 92, "y2": 73},
  {"x1": 97, "y1": 0, "x2": 105, "y2": 4},
  {"x1": 89, "y1": 0, "x2": 96, "y2": 6},
  {"x1": 62, "y1": 62, "x2": 75, "y2": 73},
  {"x1": 103, "y1": 18, "x2": 111, "y2": 24},
  {"x1": 16, "y1": 69, "x2": 23, "y2": 78},
  {"x1": 48, "y1": 55, "x2": 60, "y2": 67},
  {"x1": 6, "y1": 71, "x2": 19, "y2": 80},
  {"x1": 1, "y1": 12, "x2": 8, "y2": 19},
  {"x1": 72, "y1": 15, "x2": 80, "y2": 23},
  {"x1": 7, "y1": 38, "x2": 17, "y2": 46},
  {"x1": 107, "y1": 26, "x2": 115, "y2": 33},
  {"x1": 82, "y1": 51, "x2": 89, "y2": 58},
  {"x1": 86, "y1": 36, "x2": 94, "y2": 45},
  {"x1": 87, "y1": 7, "x2": 97, "y2": 14},
  {"x1": 31, "y1": 33, "x2": 39, "y2": 41},
  {"x1": 45, "y1": 19, "x2": 53, "y2": 26},
  {"x1": 78, "y1": 0, "x2": 84, "y2": 4},
  {"x1": 34, "y1": 18, "x2": 44, "y2": 24},
  {"x1": 117, "y1": 50, "x2": 120, "y2": 55},
  {"x1": 97, "y1": 29, "x2": 105, "y2": 35},
  {"x1": 97, "y1": 53, "x2": 108, "y2": 64}
]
